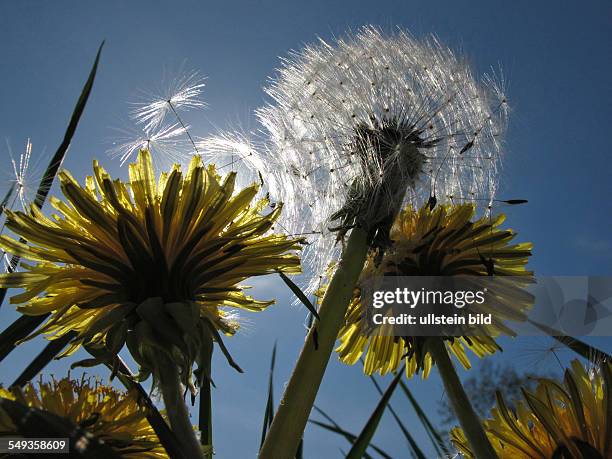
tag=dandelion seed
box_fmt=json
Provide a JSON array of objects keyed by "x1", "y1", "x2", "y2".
[
  {"x1": 107, "y1": 122, "x2": 189, "y2": 168},
  {"x1": 3, "y1": 139, "x2": 45, "y2": 212},
  {"x1": 130, "y1": 66, "x2": 206, "y2": 155},
  {"x1": 513, "y1": 336, "x2": 569, "y2": 372},
  {"x1": 199, "y1": 132, "x2": 266, "y2": 185}
]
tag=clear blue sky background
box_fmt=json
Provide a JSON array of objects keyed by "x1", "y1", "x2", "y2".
[{"x1": 0, "y1": 1, "x2": 611, "y2": 458}]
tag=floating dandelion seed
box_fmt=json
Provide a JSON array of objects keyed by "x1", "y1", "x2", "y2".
[
  {"x1": 131, "y1": 68, "x2": 206, "y2": 131},
  {"x1": 2, "y1": 139, "x2": 45, "y2": 212},
  {"x1": 243, "y1": 26, "x2": 508, "y2": 292},
  {"x1": 130, "y1": 67, "x2": 206, "y2": 155},
  {"x1": 1, "y1": 139, "x2": 45, "y2": 268},
  {"x1": 108, "y1": 122, "x2": 189, "y2": 168},
  {"x1": 10, "y1": 139, "x2": 33, "y2": 211},
  {"x1": 513, "y1": 336, "x2": 570, "y2": 373}
]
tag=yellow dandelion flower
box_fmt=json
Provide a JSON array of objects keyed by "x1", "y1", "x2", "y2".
[
  {"x1": 0, "y1": 150, "x2": 302, "y2": 384},
  {"x1": 335, "y1": 203, "x2": 533, "y2": 378},
  {"x1": 452, "y1": 359, "x2": 612, "y2": 459},
  {"x1": 0, "y1": 375, "x2": 167, "y2": 458}
]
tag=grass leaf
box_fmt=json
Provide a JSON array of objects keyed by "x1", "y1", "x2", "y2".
[
  {"x1": 0, "y1": 41, "x2": 103, "y2": 311},
  {"x1": 0, "y1": 183, "x2": 16, "y2": 215},
  {"x1": 10, "y1": 332, "x2": 76, "y2": 388},
  {"x1": 0, "y1": 315, "x2": 48, "y2": 362},
  {"x1": 345, "y1": 369, "x2": 402, "y2": 459},
  {"x1": 398, "y1": 379, "x2": 453, "y2": 456},
  {"x1": 260, "y1": 342, "x2": 277, "y2": 447},
  {"x1": 277, "y1": 270, "x2": 320, "y2": 320},
  {"x1": 366, "y1": 370, "x2": 427, "y2": 459},
  {"x1": 309, "y1": 417, "x2": 393, "y2": 459}
]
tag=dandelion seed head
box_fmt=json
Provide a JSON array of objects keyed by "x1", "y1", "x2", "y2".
[
  {"x1": 256, "y1": 26, "x2": 509, "y2": 292},
  {"x1": 130, "y1": 67, "x2": 207, "y2": 132}
]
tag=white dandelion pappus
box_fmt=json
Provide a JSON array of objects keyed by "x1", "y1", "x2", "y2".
[
  {"x1": 198, "y1": 132, "x2": 267, "y2": 188},
  {"x1": 198, "y1": 132, "x2": 303, "y2": 209},
  {"x1": 198, "y1": 131, "x2": 317, "y2": 236},
  {"x1": 107, "y1": 122, "x2": 189, "y2": 168},
  {"x1": 255, "y1": 26, "x2": 509, "y2": 293},
  {"x1": 3, "y1": 139, "x2": 45, "y2": 212},
  {"x1": 130, "y1": 68, "x2": 207, "y2": 133}
]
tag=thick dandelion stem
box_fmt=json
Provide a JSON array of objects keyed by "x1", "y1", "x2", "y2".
[
  {"x1": 157, "y1": 357, "x2": 204, "y2": 459},
  {"x1": 259, "y1": 227, "x2": 370, "y2": 459},
  {"x1": 429, "y1": 339, "x2": 498, "y2": 459}
]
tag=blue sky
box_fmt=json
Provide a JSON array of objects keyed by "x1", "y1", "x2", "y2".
[{"x1": 0, "y1": 1, "x2": 611, "y2": 458}]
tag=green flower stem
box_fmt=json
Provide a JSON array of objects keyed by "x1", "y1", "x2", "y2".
[
  {"x1": 429, "y1": 338, "x2": 497, "y2": 459},
  {"x1": 259, "y1": 227, "x2": 370, "y2": 459},
  {"x1": 157, "y1": 356, "x2": 204, "y2": 459}
]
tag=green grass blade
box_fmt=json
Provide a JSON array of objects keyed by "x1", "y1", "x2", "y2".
[
  {"x1": 345, "y1": 370, "x2": 402, "y2": 459},
  {"x1": 197, "y1": 337, "x2": 214, "y2": 458},
  {"x1": 308, "y1": 419, "x2": 392, "y2": 459},
  {"x1": 398, "y1": 379, "x2": 452, "y2": 456},
  {"x1": 33, "y1": 41, "x2": 104, "y2": 209},
  {"x1": 0, "y1": 314, "x2": 48, "y2": 362},
  {"x1": 277, "y1": 271, "x2": 320, "y2": 320},
  {"x1": 10, "y1": 332, "x2": 76, "y2": 388},
  {"x1": 260, "y1": 342, "x2": 277, "y2": 447},
  {"x1": 366, "y1": 372, "x2": 426, "y2": 459},
  {"x1": 0, "y1": 41, "x2": 103, "y2": 311},
  {"x1": 0, "y1": 183, "x2": 16, "y2": 216}
]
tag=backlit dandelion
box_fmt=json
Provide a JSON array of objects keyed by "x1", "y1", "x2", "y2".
[
  {"x1": 335, "y1": 203, "x2": 533, "y2": 378},
  {"x1": 0, "y1": 375, "x2": 168, "y2": 458},
  {"x1": 0, "y1": 150, "x2": 302, "y2": 458},
  {"x1": 452, "y1": 359, "x2": 612, "y2": 459},
  {"x1": 258, "y1": 27, "x2": 510, "y2": 458},
  {"x1": 256, "y1": 26, "x2": 508, "y2": 292}
]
